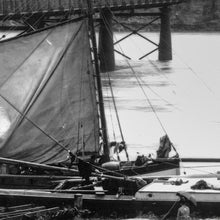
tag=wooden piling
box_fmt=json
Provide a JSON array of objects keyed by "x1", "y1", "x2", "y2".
[
  {"x1": 99, "y1": 9, "x2": 115, "y2": 72},
  {"x1": 74, "y1": 194, "x2": 83, "y2": 209},
  {"x1": 159, "y1": 7, "x2": 172, "y2": 61}
]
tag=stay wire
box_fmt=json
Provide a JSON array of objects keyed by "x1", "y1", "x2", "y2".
[
  {"x1": 103, "y1": 8, "x2": 181, "y2": 155},
  {"x1": 101, "y1": 7, "x2": 177, "y2": 158},
  {"x1": 0, "y1": 19, "x2": 84, "y2": 154},
  {"x1": 0, "y1": 79, "x2": 128, "y2": 178},
  {"x1": 106, "y1": 17, "x2": 180, "y2": 111},
  {"x1": 97, "y1": 17, "x2": 117, "y2": 142},
  {"x1": 0, "y1": 93, "x2": 69, "y2": 153},
  {"x1": 121, "y1": 42, "x2": 168, "y2": 135},
  {"x1": 104, "y1": 72, "x2": 117, "y2": 142},
  {"x1": 98, "y1": 6, "x2": 218, "y2": 175},
  {"x1": 0, "y1": 6, "x2": 133, "y2": 179},
  {"x1": 107, "y1": 13, "x2": 177, "y2": 107},
  {"x1": 100, "y1": 10, "x2": 129, "y2": 161},
  {"x1": 99, "y1": 13, "x2": 125, "y2": 142}
]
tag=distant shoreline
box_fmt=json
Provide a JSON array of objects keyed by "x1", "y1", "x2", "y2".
[{"x1": 113, "y1": 23, "x2": 220, "y2": 32}]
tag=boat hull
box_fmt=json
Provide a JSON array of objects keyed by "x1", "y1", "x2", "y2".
[
  {"x1": 83, "y1": 193, "x2": 220, "y2": 217},
  {"x1": 105, "y1": 158, "x2": 180, "y2": 177}
]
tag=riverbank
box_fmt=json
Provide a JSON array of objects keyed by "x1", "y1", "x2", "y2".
[
  {"x1": 112, "y1": 17, "x2": 220, "y2": 32},
  {"x1": 113, "y1": 22, "x2": 220, "y2": 32}
]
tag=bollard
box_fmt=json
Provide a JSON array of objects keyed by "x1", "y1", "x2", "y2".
[{"x1": 74, "y1": 193, "x2": 83, "y2": 210}]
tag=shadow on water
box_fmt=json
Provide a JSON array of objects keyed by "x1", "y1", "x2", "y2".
[{"x1": 102, "y1": 60, "x2": 177, "y2": 113}]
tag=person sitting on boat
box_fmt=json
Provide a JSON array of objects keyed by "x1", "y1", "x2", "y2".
[
  {"x1": 134, "y1": 153, "x2": 152, "y2": 166},
  {"x1": 77, "y1": 158, "x2": 92, "y2": 184},
  {"x1": 176, "y1": 197, "x2": 191, "y2": 220},
  {"x1": 110, "y1": 141, "x2": 127, "y2": 161},
  {"x1": 157, "y1": 134, "x2": 172, "y2": 158}
]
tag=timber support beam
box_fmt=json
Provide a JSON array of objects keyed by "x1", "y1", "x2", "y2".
[
  {"x1": 99, "y1": 9, "x2": 115, "y2": 72},
  {"x1": 159, "y1": 7, "x2": 172, "y2": 61}
]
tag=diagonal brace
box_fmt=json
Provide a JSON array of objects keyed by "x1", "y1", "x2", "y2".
[
  {"x1": 114, "y1": 49, "x2": 131, "y2": 59},
  {"x1": 139, "y1": 48, "x2": 158, "y2": 60},
  {"x1": 113, "y1": 17, "x2": 160, "y2": 46}
]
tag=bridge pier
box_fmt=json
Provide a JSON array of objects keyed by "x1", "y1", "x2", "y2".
[
  {"x1": 99, "y1": 9, "x2": 115, "y2": 72},
  {"x1": 159, "y1": 7, "x2": 172, "y2": 61}
]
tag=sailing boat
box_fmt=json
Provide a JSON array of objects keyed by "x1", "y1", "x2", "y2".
[{"x1": 0, "y1": 6, "x2": 179, "y2": 188}]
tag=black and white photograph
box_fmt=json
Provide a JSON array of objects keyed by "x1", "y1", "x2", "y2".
[{"x1": 0, "y1": 0, "x2": 219, "y2": 219}]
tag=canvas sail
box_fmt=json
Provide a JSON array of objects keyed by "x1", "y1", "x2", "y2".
[{"x1": 0, "y1": 18, "x2": 100, "y2": 164}]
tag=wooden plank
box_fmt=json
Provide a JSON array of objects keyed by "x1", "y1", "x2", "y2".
[
  {"x1": 182, "y1": 158, "x2": 220, "y2": 163},
  {"x1": 0, "y1": 157, "x2": 78, "y2": 174},
  {"x1": 0, "y1": 174, "x2": 78, "y2": 180},
  {"x1": 0, "y1": 174, "x2": 82, "y2": 189},
  {"x1": 6, "y1": 204, "x2": 33, "y2": 212},
  {"x1": 0, "y1": 206, "x2": 45, "y2": 217},
  {"x1": 1, "y1": 207, "x2": 59, "y2": 220},
  {"x1": 45, "y1": 189, "x2": 108, "y2": 194},
  {"x1": 0, "y1": 188, "x2": 77, "y2": 200}
]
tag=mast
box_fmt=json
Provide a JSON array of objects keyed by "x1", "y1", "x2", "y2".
[{"x1": 86, "y1": 0, "x2": 109, "y2": 161}]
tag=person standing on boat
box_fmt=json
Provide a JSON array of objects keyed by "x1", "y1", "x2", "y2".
[{"x1": 176, "y1": 197, "x2": 191, "y2": 220}]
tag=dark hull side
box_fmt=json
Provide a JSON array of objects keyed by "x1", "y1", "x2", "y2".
[
  {"x1": 0, "y1": 188, "x2": 218, "y2": 218},
  {"x1": 0, "y1": 158, "x2": 180, "y2": 189},
  {"x1": 83, "y1": 195, "x2": 220, "y2": 218},
  {"x1": 107, "y1": 158, "x2": 180, "y2": 177}
]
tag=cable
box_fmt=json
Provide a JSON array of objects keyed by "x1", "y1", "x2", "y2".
[
  {"x1": 0, "y1": 93, "x2": 69, "y2": 152},
  {"x1": 97, "y1": 7, "x2": 183, "y2": 165},
  {"x1": 100, "y1": 11, "x2": 130, "y2": 161}
]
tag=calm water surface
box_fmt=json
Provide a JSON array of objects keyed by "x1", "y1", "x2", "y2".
[{"x1": 104, "y1": 32, "x2": 220, "y2": 174}]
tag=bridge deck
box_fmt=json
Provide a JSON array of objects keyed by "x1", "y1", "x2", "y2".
[{"x1": 0, "y1": 0, "x2": 185, "y2": 19}]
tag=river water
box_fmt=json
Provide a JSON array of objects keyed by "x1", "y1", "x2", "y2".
[{"x1": 104, "y1": 32, "x2": 220, "y2": 176}]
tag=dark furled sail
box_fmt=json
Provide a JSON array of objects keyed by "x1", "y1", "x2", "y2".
[{"x1": 0, "y1": 18, "x2": 100, "y2": 164}]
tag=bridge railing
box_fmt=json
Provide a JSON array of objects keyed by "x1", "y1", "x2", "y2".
[{"x1": 0, "y1": 0, "x2": 184, "y2": 15}]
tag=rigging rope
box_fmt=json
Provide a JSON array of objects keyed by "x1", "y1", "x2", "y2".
[
  {"x1": 104, "y1": 73, "x2": 117, "y2": 142},
  {"x1": 0, "y1": 3, "x2": 161, "y2": 181},
  {"x1": 100, "y1": 8, "x2": 169, "y2": 135},
  {"x1": 0, "y1": 18, "x2": 86, "y2": 155},
  {"x1": 99, "y1": 8, "x2": 181, "y2": 158},
  {"x1": 100, "y1": 11, "x2": 129, "y2": 161},
  {"x1": 0, "y1": 93, "x2": 70, "y2": 153}
]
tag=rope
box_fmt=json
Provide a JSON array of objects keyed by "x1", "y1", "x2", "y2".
[
  {"x1": 161, "y1": 200, "x2": 178, "y2": 220},
  {"x1": 97, "y1": 8, "x2": 183, "y2": 165},
  {"x1": 104, "y1": 73, "x2": 117, "y2": 142},
  {"x1": 0, "y1": 2, "x2": 154, "y2": 181},
  {"x1": 0, "y1": 19, "x2": 86, "y2": 156},
  {"x1": 0, "y1": 93, "x2": 69, "y2": 153},
  {"x1": 100, "y1": 10, "x2": 129, "y2": 161},
  {"x1": 100, "y1": 9, "x2": 169, "y2": 136}
]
